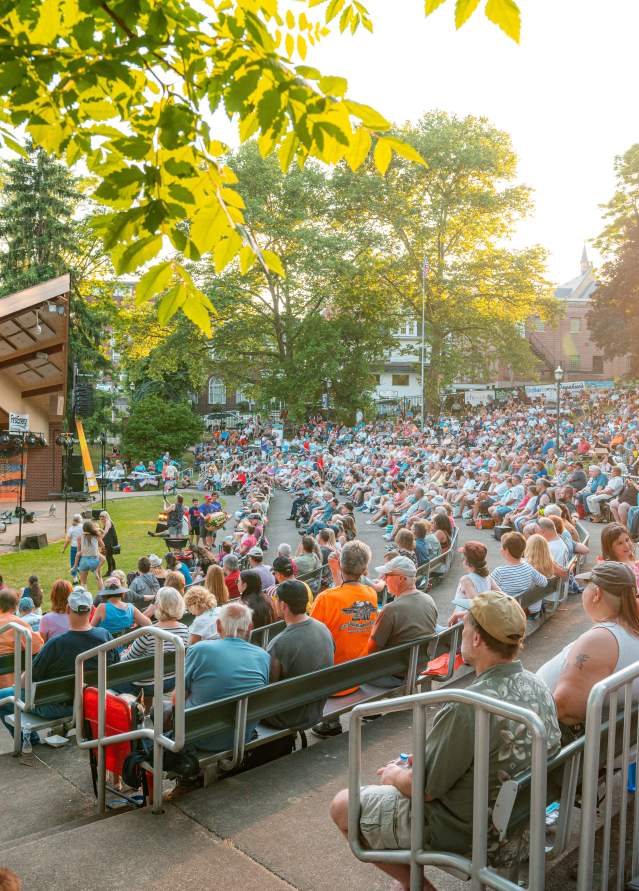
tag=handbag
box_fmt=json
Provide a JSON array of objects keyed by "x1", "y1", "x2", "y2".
[
  {"x1": 111, "y1": 544, "x2": 121, "y2": 555},
  {"x1": 475, "y1": 517, "x2": 495, "y2": 530}
]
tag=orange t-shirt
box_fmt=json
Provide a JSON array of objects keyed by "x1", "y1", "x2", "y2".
[
  {"x1": 310, "y1": 582, "x2": 378, "y2": 694},
  {"x1": 0, "y1": 611, "x2": 44, "y2": 687}
]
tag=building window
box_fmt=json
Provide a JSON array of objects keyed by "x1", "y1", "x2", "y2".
[
  {"x1": 208, "y1": 377, "x2": 226, "y2": 405},
  {"x1": 567, "y1": 355, "x2": 579, "y2": 371},
  {"x1": 392, "y1": 373, "x2": 410, "y2": 387},
  {"x1": 534, "y1": 317, "x2": 545, "y2": 333},
  {"x1": 570, "y1": 318, "x2": 581, "y2": 333},
  {"x1": 372, "y1": 374, "x2": 381, "y2": 386},
  {"x1": 394, "y1": 321, "x2": 418, "y2": 338},
  {"x1": 592, "y1": 355, "x2": 604, "y2": 373},
  {"x1": 235, "y1": 387, "x2": 250, "y2": 404}
]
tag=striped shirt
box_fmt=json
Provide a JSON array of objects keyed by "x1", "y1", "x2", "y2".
[
  {"x1": 121, "y1": 623, "x2": 190, "y2": 681},
  {"x1": 490, "y1": 562, "x2": 547, "y2": 598}
]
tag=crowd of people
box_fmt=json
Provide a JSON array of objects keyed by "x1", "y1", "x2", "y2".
[{"x1": 2, "y1": 386, "x2": 639, "y2": 889}]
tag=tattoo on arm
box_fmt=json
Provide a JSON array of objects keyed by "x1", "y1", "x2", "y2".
[{"x1": 575, "y1": 653, "x2": 590, "y2": 670}]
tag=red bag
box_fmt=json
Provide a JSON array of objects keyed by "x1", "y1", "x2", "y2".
[
  {"x1": 420, "y1": 652, "x2": 465, "y2": 679},
  {"x1": 475, "y1": 517, "x2": 495, "y2": 530}
]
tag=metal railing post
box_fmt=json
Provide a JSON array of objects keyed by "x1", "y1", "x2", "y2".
[
  {"x1": 74, "y1": 626, "x2": 186, "y2": 813},
  {"x1": 410, "y1": 702, "x2": 426, "y2": 891},
  {"x1": 578, "y1": 662, "x2": 639, "y2": 890},
  {"x1": 0, "y1": 622, "x2": 33, "y2": 756},
  {"x1": 471, "y1": 709, "x2": 490, "y2": 891},
  {"x1": 96, "y1": 649, "x2": 107, "y2": 814}
]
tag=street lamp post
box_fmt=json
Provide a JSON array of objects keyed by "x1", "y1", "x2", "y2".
[
  {"x1": 55, "y1": 432, "x2": 75, "y2": 530},
  {"x1": 420, "y1": 257, "x2": 429, "y2": 432},
  {"x1": 97, "y1": 432, "x2": 108, "y2": 512},
  {"x1": 554, "y1": 364, "x2": 564, "y2": 455}
]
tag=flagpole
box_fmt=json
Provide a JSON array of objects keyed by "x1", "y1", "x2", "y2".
[{"x1": 420, "y1": 259, "x2": 426, "y2": 431}]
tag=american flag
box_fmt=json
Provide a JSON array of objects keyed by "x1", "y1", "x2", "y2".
[{"x1": 422, "y1": 256, "x2": 430, "y2": 279}]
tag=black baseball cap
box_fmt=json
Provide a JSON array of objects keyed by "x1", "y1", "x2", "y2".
[
  {"x1": 272, "y1": 556, "x2": 294, "y2": 576},
  {"x1": 276, "y1": 579, "x2": 309, "y2": 614}
]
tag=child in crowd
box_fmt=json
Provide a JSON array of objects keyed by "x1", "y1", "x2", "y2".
[
  {"x1": 22, "y1": 575, "x2": 43, "y2": 614},
  {"x1": 17, "y1": 596, "x2": 40, "y2": 632}
]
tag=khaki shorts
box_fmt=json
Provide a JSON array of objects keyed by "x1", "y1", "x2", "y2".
[{"x1": 359, "y1": 784, "x2": 414, "y2": 850}]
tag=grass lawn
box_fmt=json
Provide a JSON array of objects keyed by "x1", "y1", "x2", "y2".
[{"x1": 0, "y1": 494, "x2": 170, "y2": 610}]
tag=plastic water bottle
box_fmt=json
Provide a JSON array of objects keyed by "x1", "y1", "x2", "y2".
[
  {"x1": 545, "y1": 802, "x2": 560, "y2": 826},
  {"x1": 398, "y1": 753, "x2": 410, "y2": 767},
  {"x1": 628, "y1": 762, "x2": 636, "y2": 793},
  {"x1": 21, "y1": 730, "x2": 32, "y2": 754}
]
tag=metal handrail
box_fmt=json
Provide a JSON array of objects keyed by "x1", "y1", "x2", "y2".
[
  {"x1": 74, "y1": 625, "x2": 186, "y2": 815},
  {"x1": 577, "y1": 659, "x2": 639, "y2": 891},
  {"x1": 348, "y1": 689, "x2": 549, "y2": 891},
  {"x1": 0, "y1": 621, "x2": 34, "y2": 755}
]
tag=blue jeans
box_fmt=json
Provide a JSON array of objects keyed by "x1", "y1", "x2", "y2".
[
  {"x1": 0, "y1": 687, "x2": 72, "y2": 742},
  {"x1": 70, "y1": 545, "x2": 77, "y2": 570}
]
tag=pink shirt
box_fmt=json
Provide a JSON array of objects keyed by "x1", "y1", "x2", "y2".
[{"x1": 39, "y1": 611, "x2": 69, "y2": 642}]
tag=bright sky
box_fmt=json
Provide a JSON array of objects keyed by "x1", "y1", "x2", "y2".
[{"x1": 253, "y1": 0, "x2": 638, "y2": 285}]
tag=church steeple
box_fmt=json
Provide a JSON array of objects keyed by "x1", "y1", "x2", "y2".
[{"x1": 581, "y1": 245, "x2": 591, "y2": 274}]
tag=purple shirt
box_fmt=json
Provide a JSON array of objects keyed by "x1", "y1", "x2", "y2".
[{"x1": 39, "y1": 611, "x2": 69, "y2": 642}]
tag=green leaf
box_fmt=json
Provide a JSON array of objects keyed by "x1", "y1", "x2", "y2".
[
  {"x1": 31, "y1": 0, "x2": 61, "y2": 43},
  {"x1": 135, "y1": 261, "x2": 173, "y2": 305},
  {"x1": 116, "y1": 235, "x2": 162, "y2": 274},
  {"x1": 455, "y1": 0, "x2": 481, "y2": 29},
  {"x1": 182, "y1": 291, "x2": 213, "y2": 336},
  {"x1": 157, "y1": 284, "x2": 187, "y2": 326},
  {"x1": 424, "y1": 0, "x2": 447, "y2": 14},
  {"x1": 373, "y1": 138, "x2": 392, "y2": 175},
  {"x1": 319, "y1": 75, "x2": 348, "y2": 98},
  {"x1": 257, "y1": 89, "x2": 281, "y2": 131},
  {"x1": 213, "y1": 231, "x2": 243, "y2": 273},
  {"x1": 346, "y1": 128, "x2": 371, "y2": 171},
  {"x1": 384, "y1": 137, "x2": 428, "y2": 167},
  {"x1": 190, "y1": 204, "x2": 226, "y2": 253},
  {"x1": 278, "y1": 132, "x2": 298, "y2": 171},
  {"x1": 261, "y1": 249, "x2": 285, "y2": 278},
  {"x1": 239, "y1": 245, "x2": 256, "y2": 274},
  {"x1": 168, "y1": 183, "x2": 196, "y2": 205},
  {"x1": 344, "y1": 101, "x2": 390, "y2": 131},
  {"x1": 485, "y1": 0, "x2": 521, "y2": 41}
]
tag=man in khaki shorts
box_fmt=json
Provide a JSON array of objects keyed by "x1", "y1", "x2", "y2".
[{"x1": 329, "y1": 591, "x2": 561, "y2": 890}]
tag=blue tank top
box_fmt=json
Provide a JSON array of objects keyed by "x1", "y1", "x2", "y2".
[{"x1": 101, "y1": 601, "x2": 134, "y2": 635}]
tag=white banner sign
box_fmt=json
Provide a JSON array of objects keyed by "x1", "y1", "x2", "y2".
[
  {"x1": 8, "y1": 412, "x2": 29, "y2": 433},
  {"x1": 525, "y1": 381, "x2": 585, "y2": 401},
  {"x1": 465, "y1": 390, "x2": 493, "y2": 406}
]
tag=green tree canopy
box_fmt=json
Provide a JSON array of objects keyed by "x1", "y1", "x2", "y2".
[
  {"x1": 0, "y1": 0, "x2": 522, "y2": 333},
  {"x1": 331, "y1": 112, "x2": 558, "y2": 407},
  {"x1": 197, "y1": 141, "x2": 398, "y2": 420},
  {"x1": 121, "y1": 396, "x2": 204, "y2": 463},
  {"x1": 589, "y1": 145, "x2": 639, "y2": 375}
]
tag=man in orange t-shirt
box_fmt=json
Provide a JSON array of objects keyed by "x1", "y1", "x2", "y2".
[
  {"x1": 0, "y1": 588, "x2": 43, "y2": 688},
  {"x1": 310, "y1": 540, "x2": 377, "y2": 738}
]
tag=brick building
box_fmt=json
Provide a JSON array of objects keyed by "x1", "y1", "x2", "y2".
[{"x1": 525, "y1": 248, "x2": 629, "y2": 382}]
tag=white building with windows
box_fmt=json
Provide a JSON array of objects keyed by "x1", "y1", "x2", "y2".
[{"x1": 372, "y1": 319, "x2": 426, "y2": 401}]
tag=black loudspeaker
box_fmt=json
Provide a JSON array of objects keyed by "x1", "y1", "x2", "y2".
[
  {"x1": 64, "y1": 454, "x2": 85, "y2": 493},
  {"x1": 74, "y1": 383, "x2": 94, "y2": 417},
  {"x1": 23, "y1": 533, "x2": 48, "y2": 549}
]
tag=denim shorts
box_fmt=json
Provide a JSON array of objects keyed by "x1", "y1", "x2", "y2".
[{"x1": 78, "y1": 556, "x2": 100, "y2": 571}]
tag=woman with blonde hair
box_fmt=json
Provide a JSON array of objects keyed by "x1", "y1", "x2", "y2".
[
  {"x1": 73, "y1": 519, "x2": 106, "y2": 590},
  {"x1": 165, "y1": 569, "x2": 185, "y2": 595},
  {"x1": 524, "y1": 533, "x2": 557, "y2": 579},
  {"x1": 184, "y1": 584, "x2": 220, "y2": 644},
  {"x1": 205, "y1": 564, "x2": 230, "y2": 605}
]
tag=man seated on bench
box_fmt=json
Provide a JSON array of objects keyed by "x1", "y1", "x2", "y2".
[
  {"x1": 537, "y1": 561, "x2": 639, "y2": 741},
  {"x1": 262, "y1": 580, "x2": 334, "y2": 730},
  {"x1": 309, "y1": 540, "x2": 378, "y2": 739},
  {"x1": 180, "y1": 601, "x2": 269, "y2": 752},
  {"x1": 0, "y1": 587, "x2": 117, "y2": 746},
  {"x1": 330, "y1": 592, "x2": 561, "y2": 891},
  {"x1": 367, "y1": 556, "x2": 438, "y2": 654}
]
